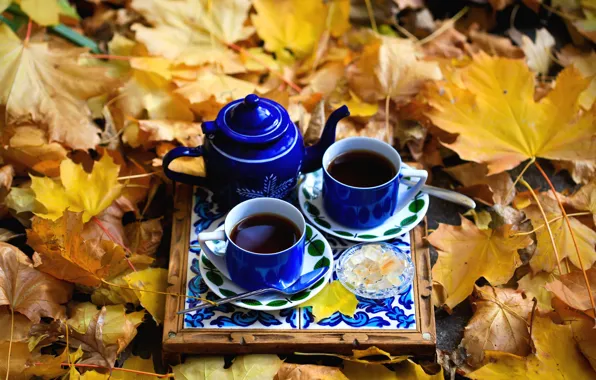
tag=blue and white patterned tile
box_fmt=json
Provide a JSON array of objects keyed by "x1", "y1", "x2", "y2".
[
  {"x1": 184, "y1": 187, "x2": 298, "y2": 329},
  {"x1": 183, "y1": 186, "x2": 417, "y2": 331},
  {"x1": 299, "y1": 234, "x2": 417, "y2": 330}
]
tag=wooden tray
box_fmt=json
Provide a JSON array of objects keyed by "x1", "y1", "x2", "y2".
[{"x1": 163, "y1": 184, "x2": 435, "y2": 357}]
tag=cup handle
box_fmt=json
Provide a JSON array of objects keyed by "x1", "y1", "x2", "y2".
[
  {"x1": 198, "y1": 229, "x2": 230, "y2": 279},
  {"x1": 163, "y1": 145, "x2": 208, "y2": 185},
  {"x1": 396, "y1": 168, "x2": 428, "y2": 213}
]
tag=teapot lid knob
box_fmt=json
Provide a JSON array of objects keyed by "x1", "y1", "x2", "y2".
[
  {"x1": 244, "y1": 94, "x2": 260, "y2": 109},
  {"x1": 216, "y1": 94, "x2": 290, "y2": 144}
]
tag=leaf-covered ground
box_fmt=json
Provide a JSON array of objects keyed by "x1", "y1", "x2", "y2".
[{"x1": 0, "y1": 0, "x2": 595, "y2": 379}]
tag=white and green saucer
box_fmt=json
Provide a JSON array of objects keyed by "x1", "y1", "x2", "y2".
[
  {"x1": 298, "y1": 165, "x2": 429, "y2": 242},
  {"x1": 199, "y1": 223, "x2": 334, "y2": 311}
]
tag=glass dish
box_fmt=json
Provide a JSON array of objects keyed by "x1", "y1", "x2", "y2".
[{"x1": 336, "y1": 242, "x2": 415, "y2": 299}]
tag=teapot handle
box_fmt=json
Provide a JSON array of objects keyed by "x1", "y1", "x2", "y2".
[{"x1": 163, "y1": 146, "x2": 208, "y2": 185}]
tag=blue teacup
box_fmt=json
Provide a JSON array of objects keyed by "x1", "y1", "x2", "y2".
[
  {"x1": 198, "y1": 198, "x2": 305, "y2": 291},
  {"x1": 322, "y1": 137, "x2": 428, "y2": 229}
]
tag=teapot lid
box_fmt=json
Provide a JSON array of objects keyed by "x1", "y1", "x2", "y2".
[{"x1": 215, "y1": 94, "x2": 289, "y2": 144}]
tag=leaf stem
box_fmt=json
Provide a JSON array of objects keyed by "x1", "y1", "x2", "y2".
[
  {"x1": 519, "y1": 178, "x2": 562, "y2": 274},
  {"x1": 511, "y1": 212, "x2": 591, "y2": 236},
  {"x1": 528, "y1": 297, "x2": 537, "y2": 353},
  {"x1": 533, "y1": 160, "x2": 596, "y2": 318},
  {"x1": 101, "y1": 279, "x2": 216, "y2": 306},
  {"x1": 418, "y1": 7, "x2": 468, "y2": 46},
  {"x1": 364, "y1": 0, "x2": 378, "y2": 33},
  {"x1": 506, "y1": 157, "x2": 536, "y2": 204},
  {"x1": 5, "y1": 307, "x2": 13, "y2": 380},
  {"x1": 24, "y1": 18, "x2": 32, "y2": 45}
]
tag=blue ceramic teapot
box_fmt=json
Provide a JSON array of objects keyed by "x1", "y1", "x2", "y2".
[{"x1": 163, "y1": 94, "x2": 350, "y2": 208}]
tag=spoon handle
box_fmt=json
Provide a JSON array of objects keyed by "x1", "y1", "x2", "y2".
[
  {"x1": 177, "y1": 288, "x2": 273, "y2": 314},
  {"x1": 402, "y1": 180, "x2": 476, "y2": 209}
]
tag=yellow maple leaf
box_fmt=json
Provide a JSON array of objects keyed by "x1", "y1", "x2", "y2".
[
  {"x1": 300, "y1": 280, "x2": 358, "y2": 321},
  {"x1": 468, "y1": 316, "x2": 595, "y2": 379},
  {"x1": 0, "y1": 25, "x2": 117, "y2": 150},
  {"x1": 173, "y1": 355, "x2": 282, "y2": 380},
  {"x1": 31, "y1": 154, "x2": 123, "y2": 223},
  {"x1": 425, "y1": 52, "x2": 596, "y2": 174},
  {"x1": 124, "y1": 268, "x2": 168, "y2": 324},
  {"x1": 19, "y1": 0, "x2": 61, "y2": 26},
  {"x1": 175, "y1": 68, "x2": 257, "y2": 105},
  {"x1": 112, "y1": 355, "x2": 158, "y2": 380},
  {"x1": 348, "y1": 35, "x2": 442, "y2": 103},
  {"x1": 340, "y1": 91, "x2": 379, "y2": 117},
  {"x1": 252, "y1": 0, "x2": 350, "y2": 61},
  {"x1": 517, "y1": 272, "x2": 555, "y2": 312},
  {"x1": 428, "y1": 216, "x2": 532, "y2": 310},
  {"x1": 131, "y1": 0, "x2": 253, "y2": 70}
]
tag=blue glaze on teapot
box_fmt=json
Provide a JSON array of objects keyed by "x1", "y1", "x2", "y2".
[{"x1": 163, "y1": 94, "x2": 350, "y2": 208}]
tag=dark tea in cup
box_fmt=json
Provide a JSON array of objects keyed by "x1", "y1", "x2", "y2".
[
  {"x1": 327, "y1": 150, "x2": 397, "y2": 188},
  {"x1": 230, "y1": 213, "x2": 300, "y2": 254}
]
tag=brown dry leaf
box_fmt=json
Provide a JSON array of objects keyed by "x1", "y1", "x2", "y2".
[
  {"x1": 428, "y1": 216, "x2": 532, "y2": 310},
  {"x1": 138, "y1": 119, "x2": 203, "y2": 147},
  {"x1": 0, "y1": 242, "x2": 72, "y2": 322},
  {"x1": 0, "y1": 164, "x2": 14, "y2": 191},
  {"x1": 553, "y1": 298, "x2": 596, "y2": 372},
  {"x1": 444, "y1": 162, "x2": 515, "y2": 205},
  {"x1": 1, "y1": 125, "x2": 68, "y2": 177},
  {"x1": 81, "y1": 198, "x2": 129, "y2": 248},
  {"x1": 522, "y1": 192, "x2": 596, "y2": 273},
  {"x1": 24, "y1": 346, "x2": 84, "y2": 379},
  {"x1": 517, "y1": 271, "x2": 555, "y2": 312},
  {"x1": 489, "y1": 0, "x2": 514, "y2": 10},
  {"x1": 28, "y1": 211, "x2": 130, "y2": 287},
  {"x1": 467, "y1": 24, "x2": 525, "y2": 58},
  {"x1": 422, "y1": 22, "x2": 469, "y2": 59},
  {"x1": 0, "y1": 306, "x2": 32, "y2": 342},
  {"x1": 0, "y1": 25, "x2": 118, "y2": 150},
  {"x1": 275, "y1": 363, "x2": 347, "y2": 380},
  {"x1": 468, "y1": 316, "x2": 595, "y2": 379},
  {"x1": 566, "y1": 179, "x2": 596, "y2": 225},
  {"x1": 124, "y1": 219, "x2": 163, "y2": 256},
  {"x1": 546, "y1": 267, "x2": 596, "y2": 313},
  {"x1": 348, "y1": 35, "x2": 442, "y2": 104},
  {"x1": 553, "y1": 160, "x2": 596, "y2": 185},
  {"x1": 0, "y1": 342, "x2": 30, "y2": 379},
  {"x1": 462, "y1": 286, "x2": 532, "y2": 366}
]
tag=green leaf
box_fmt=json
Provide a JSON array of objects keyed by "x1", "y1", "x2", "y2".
[
  {"x1": 302, "y1": 187, "x2": 311, "y2": 200},
  {"x1": 304, "y1": 201, "x2": 320, "y2": 216},
  {"x1": 314, "y1": 257, "x2": 331, "y2": 269},
  {"x1": 400, "y1": 215, "x2": 418, "y2": 227},
  {"x1": 333, "y1": 230, "x2": 353, "y2": 237},
  {"x1": 314, "y1": 217, "x2": 331, "y2": 229},
  {"x1": 201, "y1": 256, "x2": 215, "y2": 270},
  {"x1": 206, "y1": 271, "x2": 224, "y2": 286},
  {"x1": 290, "y1": 290, "x2": 311, "y2": 301},
  {"x1": 384, "y1": 227, "x2": 402, "y2": 236},
  {"x1": 266, "y1": 300, "x2": 288, "y2": 307},
  {"x1": 307, "y1": 240, "x2": 325, "y2": 256},
  {"x1": 305, "y1": 225, "x2": 313, "y2": 240},
  {"x1": 241, "y1": 299, "x2": 262, "y2": 306},
  {"x1": 408, "y1": 199, "x2": 425, "y2": 213},
  {"x1": 357, "y1": 234, "x2": 377, "y2": 239},
  {"x1": 220, "y1": 288, "x2": 237, "y2": 297}
]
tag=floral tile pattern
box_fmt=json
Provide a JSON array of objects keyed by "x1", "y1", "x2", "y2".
[{"x1": 183, "y1": 186, "x2": 416, "y2": 331}]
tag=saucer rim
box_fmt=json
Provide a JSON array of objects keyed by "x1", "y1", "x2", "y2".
[
  {"x1": 197, "y1": 223, "x2": 334, "y2": 311},
  {"x1": 298, "y1": 164, "x2": 429, "y2": 243}
]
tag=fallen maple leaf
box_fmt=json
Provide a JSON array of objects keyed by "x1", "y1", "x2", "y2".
[
  {"x1": 124, "y1": 219, "x2": 163, "y2": 257},
  {"x1": 0, "y1": 25, "x2": 117, "y2": 150},
  {"x1": 252, "y1": 0, "x2": 349, "y2": 61},
  {"x1": 27, "y1": 211, "x2": 130, "y2": 287},
  {"x1": 276, "y1": 363, "x2": 347, "y2": 380},
  {"x1": 467, "y1": 24, "x2": 524, "y2": 58},
  {"x1": 137, "y1": 119, "x2": 204, "y2": 147},
  {"x1": 517, "y1": 272, "x2": 555, "y2": 312},
  {"x1": 508, "y1": 28, "x2": 555, "y2": 75},
  {"x1": 557, "y1": 48, "x2": 596, "y2": 109},
  {"x1": 566, "y1": 179, "x2": 596, "y2": 225},
  {"x1": 67, "y1": 304, "x2": 141, "y2": 368},
  {"x1": 23, "y1": 346, "x2": 84, "y2": 379},
  {"x1": 131, "y1": 0, "x2": 253, "y2": 68},
  {"x1": 124, "y1": 267, "x2": 168, "y2": 323},
  {"x1": 0, "y1": 341, "x2": 30, "y2": 379},
  {"x1": 0, "y1": 242, "x2": 72, "y2": 322},
  {"x1": 424, "y1": 52, "x2": 596, "y2": 174},
  {"x1": 553, "y1": 159, "x2": 596, "y2": 185},
  {"x1": 521, "y1": 192, "x2": 596, "y2": 273},
  {"x1": 428, "y1": 216, "x2": 532, "y2": 310},
  {"x1": 468, "y1": 316, "x2": 595, "y2": 379},
  {"x1": 300, "y1": 280, "x2": 358, "y2": 321},
  {"x1": 111, "y1": 355, "x2": 158, "y2": 379},
  {"x1": 348, "y1": 35, "x2": 442, "y2": 103},
  {"x1": 31, "y1": 154, "x2": 123, "y2": 222},
  {"x1": 342, "y1": 359, "x2": 443, "y2": 379},
  {"x1": 444, "y1": 162, "x2": 515, "y2": 205},
  {"x1": 173, "y1": 354, "x2": 282, "y2": 380},
  {"x1": 175, "y1": 68, "x2": 257, "y2": 105},
  {"x1": 546, "y1": 267, "x2": 596, "y2": 313},
  {"x1": 461, "y1": 286, "x2": 533, "y2": 365}
]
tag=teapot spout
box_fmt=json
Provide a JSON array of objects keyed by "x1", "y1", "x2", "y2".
[{"x1": 302, "y1": 105, "x2": 350, "y2": 173}]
